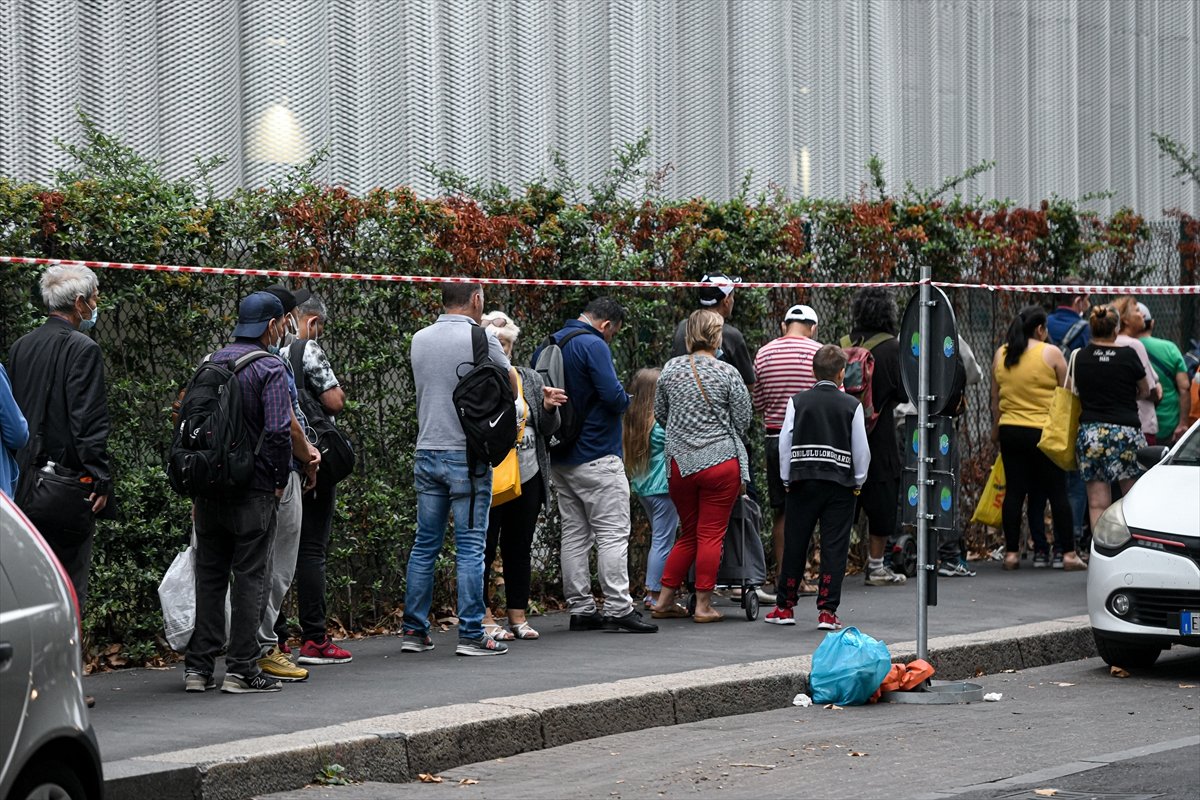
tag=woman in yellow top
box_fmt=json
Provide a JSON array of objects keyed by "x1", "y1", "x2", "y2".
[{"x1": 990, "y1": 305, "x2": 1086, "y2": 571}]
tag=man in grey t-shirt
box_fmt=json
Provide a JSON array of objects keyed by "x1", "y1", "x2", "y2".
[{"x1": 403, "y1": 281, "x2": 514, "y2": 657}]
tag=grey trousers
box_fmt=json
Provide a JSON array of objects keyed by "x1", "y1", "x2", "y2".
[
  {"x1": 551, "y1": 454, "x2": 633, "y2": 618},
  {"x1": 258, "y1": 470, "x2": 303, "y2": 652}
]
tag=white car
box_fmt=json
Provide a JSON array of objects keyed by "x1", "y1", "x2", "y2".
[
  {"x1": 1088, "y1": 420, "x2": 1200, "y2": 668},
  {"x1": 0, "y1": 493, "x2": 103, "y2": 800}
]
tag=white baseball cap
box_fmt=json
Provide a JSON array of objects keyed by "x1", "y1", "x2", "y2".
[
  {"x1": 783, "y1": 304, "x2": 819, "y2": 325},
  {"x1": 1136, "y1": 301, "x2": 1152, "y2": 323}
]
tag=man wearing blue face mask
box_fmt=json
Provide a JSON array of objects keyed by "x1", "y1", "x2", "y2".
[{"x1": 9, "y1": 265, "x2": 112, "y2": 624}]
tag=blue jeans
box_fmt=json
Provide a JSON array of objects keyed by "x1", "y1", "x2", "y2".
[
  {"x1": 638, "y1": 493, "x2": 678, "y2": 593},
  {"x1": 403, "y1": 450, "x2": 491, "y2": 641},
  {"x1": 1066, "y1": 469, "x2": 1087, "y2": 540}
]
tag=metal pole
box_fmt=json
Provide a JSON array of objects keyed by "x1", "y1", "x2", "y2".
[{"x1": 916, "y1": 263, "x2": 932, "y2": 661}]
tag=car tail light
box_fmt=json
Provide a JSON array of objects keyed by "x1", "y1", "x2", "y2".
[{"x1": 0, "y1": 494, "x2": 82, "y2": 634}]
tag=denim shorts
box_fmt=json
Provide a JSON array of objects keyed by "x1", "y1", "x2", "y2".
[{"x1": 1075, "y1": 421, "x2": 1146, "y2": 483}]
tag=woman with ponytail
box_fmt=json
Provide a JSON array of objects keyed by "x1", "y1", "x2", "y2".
[
  {"x1": 990, "y1": 305, "x2": 1084, "y2": 571},
  {"x1": 1073, "y1": 305, "x2": 1152, "y2": 529}
]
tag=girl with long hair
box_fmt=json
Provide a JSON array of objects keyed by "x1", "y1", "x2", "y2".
[
  {"x1": 623, "y1": 368, "x2": 678, "y2": 609},
  {"x1": 990, "y1": 305, "x2": 1085, "y2": 570}
]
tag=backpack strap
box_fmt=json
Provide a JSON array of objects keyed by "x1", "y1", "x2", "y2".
[
  {"x1": 1145, "y1": 349, "x2": 1174, "y2": 383},
  {"x1": 861, "y1": 332, "x2": 893, "y2": 352},
  {"x1": 288, "y1": 339, "x2": 308, "y2": 386},
  {"x1": 469, "y1": 324, "x2": 490, "y2": 367},
  {"x1": 840, "y1": 332, "x2": 891, "y2": 351},
  {"x1": 232, "y1": 349, "x2": 273, "y2": 372},
  {"x1": 1060, "y1": 319, "x2": 1089, "y2": 352},
  {"x1": 554, "y1": 328, "x2": 596, "y2": 349}
]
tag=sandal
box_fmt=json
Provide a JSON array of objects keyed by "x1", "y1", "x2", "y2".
[
  {"x1": 509, "y1": 621, "x2": 540, "y2": 640},
  {"x1": 1002, "y1": 552, "x2": 1020, "y2": 571},
  {"x1": 651, "y1": 604, "x2": 690, "y2": 619},
  {"x1": 483, "y1": 623, "x2": 515, "y2": 641},
  {"x1": 692, "y1": 611, "x2": 725, "y2": 624}
]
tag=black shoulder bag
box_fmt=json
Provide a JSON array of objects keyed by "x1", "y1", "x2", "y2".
[{"x1": 289, "y1": 340, "x2": 356, "y2": 486}]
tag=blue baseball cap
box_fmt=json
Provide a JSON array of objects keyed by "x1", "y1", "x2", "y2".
[{"x1": 233, "y1": 291, "x2": 285, "y2": 338}]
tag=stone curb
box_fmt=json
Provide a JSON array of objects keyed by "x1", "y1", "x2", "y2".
[{"x1": 103, "y1": 615, "x2": 1094, "y2": 800}]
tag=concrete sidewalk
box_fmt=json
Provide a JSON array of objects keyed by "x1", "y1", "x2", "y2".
[{"x1": 96, "y1": 561, "x2": 1096, "y2": 799}]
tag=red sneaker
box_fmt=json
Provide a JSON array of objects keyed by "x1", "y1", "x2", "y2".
[
  {"x1": 764, "y1": 606, "x2": 796, "y2": 625},
  {"x1": 297, "y1": 637, "x2": 353, "y2": 665},
  {"x1": 817, "y1": 610, "x2": 842, "y2": 631},
  {"x1": 278, "y1": 641, "x2": 292, "y2": 656}
]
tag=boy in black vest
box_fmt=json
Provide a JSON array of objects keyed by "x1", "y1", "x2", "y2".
[{"x1": 766, "y1": 345, "x2": 871, "y2": 631}]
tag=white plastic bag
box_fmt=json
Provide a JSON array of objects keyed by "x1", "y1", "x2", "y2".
[
  {"x1": 159, "y1": 546, "x2": 199, "y2": 652},
  {"x1": 158, "y1": 538, "x2": 232, "y2": 653}
]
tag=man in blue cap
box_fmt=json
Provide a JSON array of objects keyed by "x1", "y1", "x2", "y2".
[{"x1": 184, "y1": 291, "x2": 295, "y2": 694}]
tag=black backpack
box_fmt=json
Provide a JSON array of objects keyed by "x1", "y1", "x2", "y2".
[
  {"x1": 452, "y1": 325, "x2": 517, "y2": 479},
  {"x1": 533, "y1": 328, "x2": 595, "y2": 457},
  {"x1": 288, "y1": 340, "x2": 356, "y2": 487},
  {"x1": 167, "y1": 350, "x2": 273, "y2": 499}
]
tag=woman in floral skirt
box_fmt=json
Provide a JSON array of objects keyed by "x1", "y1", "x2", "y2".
[{"x1": 1072, "y1": 305, "x2": 1153, "y2": 529}]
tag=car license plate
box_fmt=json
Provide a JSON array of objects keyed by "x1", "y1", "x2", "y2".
[{"x1": 1183, "y1": 611, "x2": 1200, "y2": 636}]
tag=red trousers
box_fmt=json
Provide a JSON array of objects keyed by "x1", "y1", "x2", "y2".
[{"x1": 661, "y1": 458, "x2": 742, "y2": 592}]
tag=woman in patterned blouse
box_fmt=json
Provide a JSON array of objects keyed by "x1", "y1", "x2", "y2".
[{"x1": 649, "y1": 310, "x2": 752, "y2": 623}]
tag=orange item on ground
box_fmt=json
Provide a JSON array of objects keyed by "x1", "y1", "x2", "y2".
[{"x1": 869, "y1": 659, "x2": 936, "y2": 703}]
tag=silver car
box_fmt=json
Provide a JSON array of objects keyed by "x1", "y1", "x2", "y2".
[{"x1": 0, "y1": 493, "x2": 103, "y2": 800}]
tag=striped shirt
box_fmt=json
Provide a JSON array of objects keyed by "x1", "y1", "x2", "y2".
[
  {"x1": 654, "y1": 354, "x2": 752, "y2": 483},
  {"x1": 752, "y1": 335, "x2": 822, "y2": 431}
]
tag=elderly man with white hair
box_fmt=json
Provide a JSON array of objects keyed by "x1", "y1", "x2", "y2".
[{"x1": 8, "y1": 264, "x2": 112, "y2": 619}]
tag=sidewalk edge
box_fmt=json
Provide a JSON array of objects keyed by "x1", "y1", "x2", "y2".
[{"x1": 103, "y1": 615, "x2": 1096, "y2": 800}]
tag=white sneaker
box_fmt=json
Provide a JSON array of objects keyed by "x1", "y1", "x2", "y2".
[{"x1": 865, "y1": 565, "x2": 907, "y2": 586}]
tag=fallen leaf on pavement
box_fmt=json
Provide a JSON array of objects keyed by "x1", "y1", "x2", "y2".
[
  {"x1": 1033, "y1": 790, "x2": 1058, "y2": 797},
  {"x1": 418, "y1": 773, "x2": 443, "y2": 783},
  {"x1": 848, "y1": 752, "x2": 868, "y2": 757},
  {"x1": 1110, "y1": 666, "x2": 1131, "y2": 678},
  {"x1": 1179, "y1": 684, "x2": 1197, "y2": 689},
  {"x1": 823, "y1": 704, "x2": 844, "y2": 710},
  {"x1": 458, "y1": 778, "x2": 478, "y2": 786}
]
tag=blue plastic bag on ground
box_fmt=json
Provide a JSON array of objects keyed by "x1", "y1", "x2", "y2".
[{"x1": 809, "y1": 626, "x2": 892, "y2": 706}]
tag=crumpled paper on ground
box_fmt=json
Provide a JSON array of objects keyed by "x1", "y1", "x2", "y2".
[{"x1": 792, "y1": 693, "x2": 812, "y2": 707}]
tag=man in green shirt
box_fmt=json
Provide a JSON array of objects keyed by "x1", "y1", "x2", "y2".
[{"x1": 1137, "y1": 302, "x2": 1192, "y2": 444}]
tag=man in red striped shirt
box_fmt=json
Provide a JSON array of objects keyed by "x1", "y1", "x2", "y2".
[{"x1": 752, "y1": 304, "x2": 822, "y2": 598}]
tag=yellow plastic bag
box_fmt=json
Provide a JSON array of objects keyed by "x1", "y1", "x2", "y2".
[
  {"x1": 491, "y1": 375, "x2": 527, "y2": 507},
  {"x1": 970, "y1": 455, "x2": 1005, "y2": 528},
  {"x1": 1038, "y1": 350, "x2": 1082, "y2": 471}
]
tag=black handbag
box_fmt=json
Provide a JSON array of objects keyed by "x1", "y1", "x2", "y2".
[
  {"x1": 20, "y1": 462, "x2": 95, "y2": 542},
  {"x1": 16, "y1": 333, "x2": 96, "y2": 542},
  {"x1": 289, "y1": 340, "x2": 356, "y2": 486}
]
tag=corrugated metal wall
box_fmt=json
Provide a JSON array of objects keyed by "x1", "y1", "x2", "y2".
[{"x1": 1, "y1": 0, "x2": 1197, "y2": 213}]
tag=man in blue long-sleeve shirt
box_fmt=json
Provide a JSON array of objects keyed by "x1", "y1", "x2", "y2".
[
  {"x1": 185, "y1": 291, "x2": 294, "y2": 695},
  {"x1": 533, "y1": 297, "x2": 657, "y2": 634}
]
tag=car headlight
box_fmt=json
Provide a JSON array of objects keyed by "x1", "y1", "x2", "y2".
[{"x1": 1092, "y1": 498, "x2": 1131, "y2": 548}]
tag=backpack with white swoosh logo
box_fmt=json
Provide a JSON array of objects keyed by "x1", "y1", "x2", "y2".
[{"x1": 453, "y1": 325, "x2": 518, "y2": 482}]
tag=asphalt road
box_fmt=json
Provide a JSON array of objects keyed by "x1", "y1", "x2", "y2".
[
  {"x1": 259, "y1": 649, "x2": 1200, "y2": 800},
  {"x1": 89, "y1": 558, "x2": 1089, "y2": 763}
]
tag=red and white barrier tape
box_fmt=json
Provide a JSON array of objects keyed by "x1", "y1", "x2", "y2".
[{"x1": 2, "y1": 256, "x2": 1198, "y2": 295}]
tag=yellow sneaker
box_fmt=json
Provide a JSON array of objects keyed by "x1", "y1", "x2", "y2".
[{"x1": 257, "y1": 646, "x2": 309, "y2": 682}]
